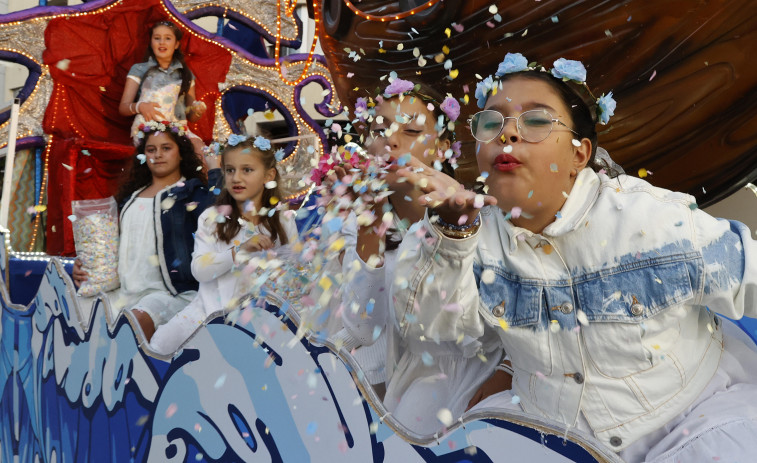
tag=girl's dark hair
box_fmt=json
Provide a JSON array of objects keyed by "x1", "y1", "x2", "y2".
[
  {"x1": 497, "y1": 71, "x2": 599, "y2": 165},
  {"x1": 144, "y1": 21, "x2": 193, "y2": 97},
  {"x1": 116, "y1": 130, "x2": 206, "y2": 203},
  {"x1": 215, "y1": 139, "x2": 289, "y2": 246}
]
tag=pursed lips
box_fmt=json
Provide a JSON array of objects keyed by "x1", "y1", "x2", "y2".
[{"x1": 493, "y1": 154, "x2": 522, "y2": 172}]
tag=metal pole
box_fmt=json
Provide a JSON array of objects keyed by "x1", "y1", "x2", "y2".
[{"x1": 0, "y1": 98, "x2": 21, "y2": 230}]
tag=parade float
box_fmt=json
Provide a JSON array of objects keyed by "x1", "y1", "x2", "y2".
[{"x1": 0, "y1": 1, "x2": 755, "y2": 462}]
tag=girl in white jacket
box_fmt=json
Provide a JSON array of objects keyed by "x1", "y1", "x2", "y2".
[
  {"x1": 392, "y1": 53, "x2": 757, "y2": 461},
  {"x1": 150, "y1": 135, "x2": 298, "y2": 355}
]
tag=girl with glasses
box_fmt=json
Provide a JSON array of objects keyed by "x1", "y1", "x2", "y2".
[{"x1": 391, "y1": 53, "x2": 757, "y2": 461}]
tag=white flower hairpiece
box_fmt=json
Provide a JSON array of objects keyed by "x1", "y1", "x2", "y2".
[
  {"x1": 135, "y1": 120, "x2": 188, "y2": 139},
  {"x1": 475, "y1": 52, "x2": 617, "y2": 125}
]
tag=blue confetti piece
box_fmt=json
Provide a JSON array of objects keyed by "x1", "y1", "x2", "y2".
[
  {"x1": 555, "y1": 211, "x2": 562, "y2": 219},
  {"x1": 324, "y1": 217, "x2": 344, "y2": 233},
  {"x1": 247, "y1": 108, "x2": 254, "y2": 116},
  {"x1": 213, "y1": 188, "x2": 221, "y2": 195},
  {"x1": 421, "y1": 351, "x2": 433, "y2": 366},
  {"x1": 551, "y1": 15, "x2": 559, "y2": 23},
  {"x1": 306, "y1": 422, "x2": 318, "y2": 435},
  {"x1": 81, "y1": 149, "x2": 91, "y2": 156},
  {"x1": 511, "y1": 395, "x2": 521, "y2": 405},
  {"x1": 528, "y1": 190, "x2": 534, "y2": 198},
  {"x1": 171, "y1": 258, "x2": 181, "y2": 267},
  {"x1": 366, "y1": 298, "x2": 375, "y2": 314},
  {"x1": 274, "y1": 148, "x2": 285, "y2": 161},
  {"x1": 425, "y1": 274, "x2": 435, "y2": 284},
  {"x1": 372, "y1": 326, "x2": 381, "y2": 341}
]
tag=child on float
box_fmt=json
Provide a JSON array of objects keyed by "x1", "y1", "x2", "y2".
[
  {"x1": 118, "y1": 20, "x2": 207, "y2": 154},
  {"x1": 327, "y1": 79, "x2": 501, "y2": 434},
  {"x1": 73, "y1": 122, "x2": 222, "y2": 341},
  {"x1": 149, "y1": 135, "x2": 298, "y2": 355},
  {"x1": 392, "y1": 53, "x2": 757, "y2": 461}
]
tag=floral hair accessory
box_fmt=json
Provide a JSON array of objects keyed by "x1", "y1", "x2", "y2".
[
  {"x1": 136, "y1": 120, "x2": 188, "y2": 138},
  {"x1": 253, "y1": 136, "x2": 271, "y2": 151},
  {"x1": 354, "y1": 97, "x2": 369, "y2": 121},
  {"x1": 203, "y1": 141, "x2": 221, "y2": 157},
  {"x1": 227, "y1": 134, "x2": 247, "y2": 147},
  {"x1": 550, "y1": 58, "x2": 587, "y2": 83},
  {"x1": 476, "y1": 53, "x2": 617, "y2": 125},
  {"x1": 384, "y1": 78, "x2": 416, "y2": 97},
  {"x1": 440, "y1": 96, "x2": 460, "y2": 122},
  {"x1": 496, "y1": 52, "x2": 530, "y2": 76},
  {"x1": 596, "y1": 92, "x2": 616, "y2": 125}
]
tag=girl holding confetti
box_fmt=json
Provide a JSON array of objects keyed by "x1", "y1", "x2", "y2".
[
  {"x1": 119, "y1": 20, "x2": 207, "y2": 154},
  {"x1": 320, "y1": 80, "x2": 501, "y2": 434},
  {"x1": 73, "y1": 122, "x2": 222, "y2": 341},
  {"x1": 150, "y1": 135, "x2": 298, "y2": 355},
  {"x1": 392, "y1": 53, "x2": 757, "y2": 460}
]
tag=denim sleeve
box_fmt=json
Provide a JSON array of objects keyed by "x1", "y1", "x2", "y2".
[
  {"x1": 392, "y1": 214, "x2": 487, "y2": 343},
  {"x1": 695, "y1": 209, "x2": 757, "y2": 319}
]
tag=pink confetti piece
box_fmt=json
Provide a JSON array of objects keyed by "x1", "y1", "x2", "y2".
[
  {"x1": 458, "y1": 214, "x2": 468, "y2": 225},
  {"x1": 442, "y1": 303, "x2": 463, "y2": 313},
  {"x1": 649, "y1": 70, "x2": 657, "y2": 81},
  {"x1": 511, "y1": 207, "x2": 522, "y2": 219},
  {"x1": 166, "y1": 403, "x2": 178, "y2": 418}
]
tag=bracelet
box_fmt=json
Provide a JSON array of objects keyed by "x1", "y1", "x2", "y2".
[
  {"x1": 435, "y1": 213, "x2": 480, "y2": 231},
  {"x1": 129, "y1": 103, "x2": 134, "y2": 114},
  {"x1": 135, "y1": 101, "x2": 141, "y2": 114}
]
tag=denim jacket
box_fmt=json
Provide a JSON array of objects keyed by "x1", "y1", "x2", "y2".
[
  {"x1": 393, "y1": 168, "x2": 757, "y2": 450},
  {"x1": 120, "y1": 168, "x2": 222, "y2": 295}
]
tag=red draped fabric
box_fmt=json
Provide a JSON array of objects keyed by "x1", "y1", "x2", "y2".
[
  {"x1": 41, "y1": 0, "x2": 232, "y2": 255},
  {"x1": 46, "y1": 139, "x2": 134, "y2": 256}
]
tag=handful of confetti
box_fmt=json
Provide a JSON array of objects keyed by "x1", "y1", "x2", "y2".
[{"x1": 71, "y1": 197, "x2": 120, "y2": 297}]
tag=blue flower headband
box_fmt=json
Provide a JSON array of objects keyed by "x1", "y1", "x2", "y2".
[
  {"x1": 475, "y1": 53, "x2": 616, "y2": 125},
  {"x1": 203, "y1": 135, "x2": 272, "y2": 157}
]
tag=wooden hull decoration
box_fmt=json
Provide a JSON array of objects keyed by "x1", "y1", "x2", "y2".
[{"x1": 315, "y1": 0, "x2": 757, "y2": 206}]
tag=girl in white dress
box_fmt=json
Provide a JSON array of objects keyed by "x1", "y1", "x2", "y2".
[{"x1": 150, "y1": 135, "x2": 298, "y2": 355}]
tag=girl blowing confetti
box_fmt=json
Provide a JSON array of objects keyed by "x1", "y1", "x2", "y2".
[{"x1": 392, "y1": 53, "x2": 757, "y2": 461}]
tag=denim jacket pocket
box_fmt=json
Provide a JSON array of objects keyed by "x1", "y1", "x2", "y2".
[
  {"x1": 475, "y1": 264, "x2": 553, "y2": 375},
  {"x1": 576, "y1": 257, "x2": 695, "y2": 378}
]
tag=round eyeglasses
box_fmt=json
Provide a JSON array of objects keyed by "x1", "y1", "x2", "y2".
[{"x1": 468, "y1": 109, "x2": 579, "y2": 143}]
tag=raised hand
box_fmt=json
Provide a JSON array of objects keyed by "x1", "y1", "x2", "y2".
[
  {"x1": 239, "y1": 234, "x2": 274, "y2": 253},
  {"x1": 395, "y1": 160, "x2": 497, "y2": 226},
  {"x1": 138, "y1": 102, "x2": 167, "y2": 122}
]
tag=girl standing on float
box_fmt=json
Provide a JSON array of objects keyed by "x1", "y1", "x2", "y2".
[
  {"x1": 73, "y1": 123, "x2": 222, "y2": 341},
  {"x1": 392, "y1": 53, "x2": 757, "y2": 461},
  {"x1": 150, "y1": 135, "x2": 298, "y2": 355},
  {"x1": 118, "y1": 20, "x2": 207, "y2": 154},
  {"x1": 323, "y1": 80, "x2": 501, "y2": 434}
]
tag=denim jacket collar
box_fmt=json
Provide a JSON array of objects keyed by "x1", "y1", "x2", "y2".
[{"x1": 503, "y1": 168, "x2": 601, "y2": 252}]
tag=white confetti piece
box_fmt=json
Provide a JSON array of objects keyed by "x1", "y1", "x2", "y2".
[
  {"x1": 481, "y1": 268, "x2": 495, "y2": 284},
  {"x1": 437, "y1": 408, "x2": 453, "y2": 427}
]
